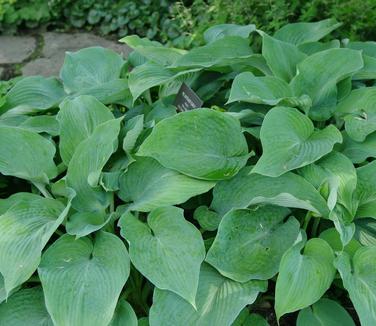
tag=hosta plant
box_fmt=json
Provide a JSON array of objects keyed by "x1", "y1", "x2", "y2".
[{"x1": 0, "y1": 19, "x2": 376, "y2": 326}]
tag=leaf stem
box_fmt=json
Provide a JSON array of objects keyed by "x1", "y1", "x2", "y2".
[
  {"x1": 311, "y1": 216, "x2": 321, "y2": 237},
  {"x1": 33, "y1": 182, "x2": 53, "y2": 199},
  {"x1": 55, "y1": 229, "x2": 64, "y2": 236},
  {"x1": 144, "y1": 89, "x2": 152, "y2": 105},
  {"x1": 110, "y1": 193, "x2": 115, "y2": 213},
  {"x1": 302, "y1": 211, "x2": 313, "y2": 231}
]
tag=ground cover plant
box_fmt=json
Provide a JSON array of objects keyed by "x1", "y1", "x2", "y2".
[{"x1": 0, "y1": 18, "x2": 376, "y2": 325}]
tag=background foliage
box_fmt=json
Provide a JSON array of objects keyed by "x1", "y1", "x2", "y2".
[{"x1": 0, "y1": 0, "x2": 375, "y2": 47}]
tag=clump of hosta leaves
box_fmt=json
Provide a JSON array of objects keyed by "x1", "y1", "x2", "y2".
[{"x1": 0, "y1": 19, "x2": 376, "y2": 326}]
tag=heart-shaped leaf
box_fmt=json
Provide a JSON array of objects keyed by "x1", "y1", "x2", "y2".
[
  {"x1": 60, "y1": 47, "x2": 127, "y2": 104},
  {"x1": 60, "y1": 46, "x2": 124, "y2": 93},
  {"x1": 38, "y1": 232, "x2": 130, "y2": 326},
  {"x1": 206, "y1": 206, "x2": 300, "y2": 281},
  {"x1": 275, "y1": 236, "x2": 336, "y2": 319},
  {"x1": 119, "y1": 206, "x2": 205, "y2": 306},
  {"x1": 138, "y1": 109, "x2": 249, "y2": 180},
  {"x1": 253, "y1": 106, "x2": 342, "y2": 177}
]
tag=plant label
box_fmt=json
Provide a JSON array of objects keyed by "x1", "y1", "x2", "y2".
[{"x1": 173, "y1": 83, "x2": 203, "y2": 111}]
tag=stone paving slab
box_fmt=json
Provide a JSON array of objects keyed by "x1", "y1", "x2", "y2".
[
  {"x1": 0, "y1": 36, "x2": 36, "y2": 64},
  {"x1": 42, "y1": 32, "x2": 126, "y2": 57},
  {"x1": 22, "y1": 32, "x2": 127, "y2": 77}
]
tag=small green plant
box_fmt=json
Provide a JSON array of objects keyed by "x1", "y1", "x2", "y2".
[
  {"x1": 171, "y1": 0, "x2": 376, "y2": 46},
  {"x1": 0, "y1": 19, "x2": 376, "y2": 325}
]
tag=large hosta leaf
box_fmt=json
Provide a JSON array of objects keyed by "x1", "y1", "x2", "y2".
[
  {"x1": 253, "y1": 107, "x2": 342, "y2": 177},
  {"x1": 57, "y1": 95, "x2": 114, "y2": 165},
  {"x1": 211, "y1": 166, "x2": 329, "y2": 217},
  {"x1": 290, "y1": 49, "x2": 363, "y2": 121},
  {"x1": 297, "y1": 298, "x2": 355, "y2": 326},
  {"x1": 0, "y1": 76, "x2": 65, "y2": 115},
  {"x1": 138, "y1": 109, "x2": 249, "y2": 180},
  {"x1": 335, "y1": 247, "x2": 376, "y2": 326},
  {"x1": 119, "y1": 206, "x2": 205, "y2": 306},
  {"x1": 38, "y1": 232, "x2": 130, "y2": 326},
  {"x1": 228, "y1": 72, "x2": 309, "y2": 109},
  {"x1": 0, "y1": 126, "x2": 57, "y2": 184},
  {"x1": 118, "y1": 157, "x2": 215, "y2": 212},
  {"x1": 206, "y1": 206, "x2": 300, "y2": 281},
  {"x1": 275, "y1": 236, "x2": 336, "y2": 319},
  {"x1": 0, "y1": 193, "x2": 71, "y2": 296},
  {"x1": 274, "y1": 19, "x2": 342, "y2": 45},
  {"x1": 149, "y1": 264, "x2": 267, "y2": 326},
  {"x1": 356, "y1": 161, "x2": 376, "y2": 218},
  {"x1": 0, "y1": 287, "x2": 53, "y2": 326},
  {"x1": 66, "y1": 118, "x2": 121, "y2": 212},
  {"x1": 61, "y1": 46, "x2": 124, "y2": 92},
  {"x1": 335, "y1": 87, "x2": 376, "y2": 142},
  {"x1": 261, "y1": 33, "x2": 307, "y2": 82},
  {"x1": 60, "y1": 47, "x2": 127, "y2": 103}
]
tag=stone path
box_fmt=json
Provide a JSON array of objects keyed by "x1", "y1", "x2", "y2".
[{"x1": 0, "y1": 32, "x2": 128, "y2": 80}]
